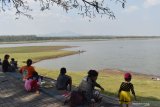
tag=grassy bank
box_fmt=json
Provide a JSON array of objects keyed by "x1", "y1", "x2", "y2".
[
  {"x1": 0, "y1": 46, "x2": 160, "y2": 102},
  {"x1": 36, "y1": 68, "x2": 160, "y2": 101},
  {"x1": 0, "y1": 46, "x2": 78, "y2": 66}
]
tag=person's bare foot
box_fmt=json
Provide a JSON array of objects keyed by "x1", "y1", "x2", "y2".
[{"x1": 36, "y1": 90, "x2": 40, "y2": 94}]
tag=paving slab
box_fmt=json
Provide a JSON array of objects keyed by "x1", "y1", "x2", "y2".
[{"x1": 1, "y1": 71, "x2": 159, "y2": 107}]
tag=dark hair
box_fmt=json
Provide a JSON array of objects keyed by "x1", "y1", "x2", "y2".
[
  {"x1": 32, "y1": 71, "x2": 38, "y2": 77},
  {"x1": 88, "y1": 70, "x2": 98, "y2": 77},
  {"x1": 60, "y1": 67, "x2": 66, "y2": 75},
  {"x1": 4, "y1": 54, "x2": 10, "y2": 59},
  {"x1": 11, "y1": 58, "x2": 15, "y2": 61},
  {"x1": 32, "y1": 71, "x2": 39, "y2": 80},
  {"x1": 27, "y1": 59, "x2": 32, "y2": 66}
]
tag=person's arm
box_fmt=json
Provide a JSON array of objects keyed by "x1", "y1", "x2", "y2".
[
  {"x1": 131, "y1": 83, "x2": 136, "y2": 100},
  {"x1": 68, "y1": 76, "x2": 72, "y2": 91},
  {"x1": 32, "y1": 66, "x2": 36, "y2": 72},
  {"x1": 94, "y1": 82, "x2": 104, "y2": 91},
  {"x1": 118, "y1": 83, "x2": 123, "y2": 97},
  {"x1": 7, "y1": 60, "x2": 11, "y2": 66},
  {"x1": 19, "y1": 67, "x2": 23, "y2": 74}
]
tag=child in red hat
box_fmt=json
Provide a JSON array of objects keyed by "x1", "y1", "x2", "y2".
[{"x1": 118, "y1": 73, "x2": 136, "y2": 107}]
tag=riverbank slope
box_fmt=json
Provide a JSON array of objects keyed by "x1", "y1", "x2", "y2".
[{"x1": 0, "y1": 46, "x2": 160, "y2": 102}]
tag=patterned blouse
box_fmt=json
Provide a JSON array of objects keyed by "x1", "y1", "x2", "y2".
[{"x1": 119, "y1": 82, "x2": 135, "y2": 95}]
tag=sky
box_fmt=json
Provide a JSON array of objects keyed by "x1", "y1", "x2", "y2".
[{"x1": 0, "y1": 0, "x2": 160, "y2": 36}]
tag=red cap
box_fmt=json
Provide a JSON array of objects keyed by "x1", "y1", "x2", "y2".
[{"x1": 124, "y1": 73, "x2": 132, "y2": 79}]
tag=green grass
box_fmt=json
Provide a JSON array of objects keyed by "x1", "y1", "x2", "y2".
[
  {"x1": 37, "y1": 68, "x2": 160, "y2": 101},
  {"x1": 0, "y1": 46, "x2": 160, "y2": 102},
  {"x1": 0, "y1": 46, "x2": 73, "y2": 53},
  {"x1": 0, "y1": 46, "x2": 78, "y2": 66}
]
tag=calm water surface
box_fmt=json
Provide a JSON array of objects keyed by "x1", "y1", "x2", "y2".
[{"x1": 1, "y1": 39, "x2": 160, "y2": 76}]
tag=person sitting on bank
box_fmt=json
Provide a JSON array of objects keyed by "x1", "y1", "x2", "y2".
[
  {"x1": 78, "y1": 70, "x2": 104, "y2": 107},
  {"x1": 10, "y1": 58, "x2": 18, "y2": 72},
  {"x1": 19, "y1": 59, "x2": 36, "y2": 81},
  {"x1": 56, "y1": 67, "x2": 72, "y2": 91},
  {"x1": 2, "y1": 54, "x2": 11, "y2": 72},
  {"x1": 24, "y1": 71, "x2": 41, "y2": 94}
]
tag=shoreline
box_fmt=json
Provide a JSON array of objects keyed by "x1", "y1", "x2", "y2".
[
  {"x1": 0, "y1": 45, "x2": 160, "y2": 101},
  {"x1": 0, "y1": 46, "x2": 80, "y2": 67},
  {"x1": 1, "y1": 44, "x2": 159, "y2": 78},
  {"x1": 37, "y1": 66, "x2": 160, "y2": 101},
  {"x1": 100, "y1": 68, "x2": 160, "y2": 79},
  {"x1": 30, "y1": 50, "x2": 80, "y2": 64}
]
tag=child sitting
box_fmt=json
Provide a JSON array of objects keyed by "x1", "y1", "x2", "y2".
[
  {"x1": 10, "y1": 58, "x2": 18, "y2": 72},
  {"x1": 24, "y1": 71, "x2": 42, "y2": 94}
]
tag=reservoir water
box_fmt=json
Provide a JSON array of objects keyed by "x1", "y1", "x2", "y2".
[{"x1": 1, "y1": 39, "x2": 160, "y2": 76}]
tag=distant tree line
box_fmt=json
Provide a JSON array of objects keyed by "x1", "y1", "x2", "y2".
[
  {"x1": 0, "y1": 35, "x2": 38, "y2": 42},
  {"x1": 0, "y1": 35, "x2": 160, "y2": 42}
]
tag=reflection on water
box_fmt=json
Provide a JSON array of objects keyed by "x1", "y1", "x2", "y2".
[{"x1": 1, "y1": 39, "x2": 160, "y2": 76}]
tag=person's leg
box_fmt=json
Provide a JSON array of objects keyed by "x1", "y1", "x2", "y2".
[
  {"x1": 31, "y1": 80, "x2": 40, "y2": 93},
  {"x1": 126, "y1": 104, "x2": 129, "y2": 107},
  {"x1": 93, "y1": 90, "x2": 103, "y2": 103},
  {"x1": 89, "y1": 103, "x2": 95, "y2": 107},
  {"x1": 35, "y1": 83, "x2": 40, "y2": 94},
  {"x1": 67, "y1": 77, "x2": 72, "y2": 91},
  {"x1": 119, "y1": 103, "x2": 123, "y2": 107}
]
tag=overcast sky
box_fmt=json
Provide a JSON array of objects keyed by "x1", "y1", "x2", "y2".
[{"x1": 0, "y1": 0, "x2": 160, "y2": 36}]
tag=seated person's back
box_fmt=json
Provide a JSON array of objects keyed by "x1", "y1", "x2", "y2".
[
  {"x1": 2, "y1": 54, "x2": 11, "y2": 72},
  {"x1": 19, "y1": 59, "x2": 35, "y2": 81},
  {"x1": 10, "y1": 58, "x2": 18, "y2": 71},
  {"x1": 56, "y1": 67, "x2": 72, "y2": 91},
  {"x1": 24, "y1": 71, "x2": 40, "y2": 94},
  {"x1": 78, "y1": 70, "x2": 104, "y2": 106},
  {"x1": 10, "y1": 58, "x2": 18, "y2": 67}
]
